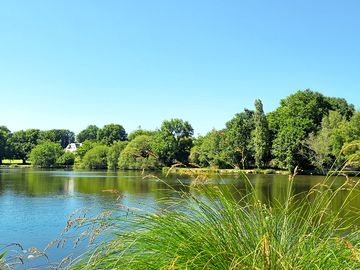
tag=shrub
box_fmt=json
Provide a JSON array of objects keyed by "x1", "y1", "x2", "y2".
[
  {"x1": 81, "y1": 145, "x2": 109, "y2": 169},
  {"x1": 29, "y1": 142, "x2": 63, "y2": 168},
  {"x1": 107, "y1": 141, "x2": 128, "y2": 170},
  {"x1": 118, "y1": 135, "x2": 161, "y2": 170},
  {"x1": 57, "y1": 152, "x2": 75, "y2": 166}
]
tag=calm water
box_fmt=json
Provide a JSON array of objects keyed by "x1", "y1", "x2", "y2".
[{"x1": 0, "y1": 169, "x2": 359, "y2": 268}]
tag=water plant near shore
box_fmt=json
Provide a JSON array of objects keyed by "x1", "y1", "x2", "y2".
[{"x1": 68, "y1": 170, "x2": 360, "y2": 270}]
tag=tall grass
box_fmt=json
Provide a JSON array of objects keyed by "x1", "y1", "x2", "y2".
[{"x1": 67, "y1": 169, "x2": 360, "y2": 270}]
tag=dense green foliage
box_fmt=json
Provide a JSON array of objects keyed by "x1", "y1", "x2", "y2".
[
  {"x1": 77, "y1": 125, "x2": 99, "y2": 143},
  {"x1": 29, "y1": 142, "x2": 63, "y2": 167},
  {"x1": 152, "y1": 119, "x2": 194, "y2": 166},
  {"x1": 128, "y1": 129, "x2": 156, "y2": 141},
  {"x1": 81, "y1": 145, "x2": 109, "y2": 169},
  {"x1": 97, "y1": 124, "x2": 127, "y2": 145},
  {"x1": 107, "y1": 141, "x2": 128, "y2": 170},
  {"x1": 8, "y1": 129, "x2": 41, "y2": 163},
  {"x1": 224, "y1": 109, "x2": 254, "y2": 168},
  {"x1": 268, "y1": 90, "x2": 355, "y2": 171},
  {"x1": 40, "y1": 129, "x2": 75, "y2": 148},
  {"x1": 75, "y1": 140, "x2": 99, "y2": 160},
  {"x1": 68, "y1": 175, "x2": 360, "y2": 269},
  {"x1": 118, "y1": 135, "x2": 160, "y2": 170},
  {"x1": 57, "y1": 151, "x2": 75, "y2": 166},
  {"x1": 0, "y1": 126, "x2": 10, "y2": 164},
  {"x1": 0, "y1": 90, "x2": 359, "y2": 172},
  {"x1": 189, "y1": 129, "x2": 228, "y2": 168},
  {"x1": 252, "y1": 99, "x2": 270, "y2": 168}
]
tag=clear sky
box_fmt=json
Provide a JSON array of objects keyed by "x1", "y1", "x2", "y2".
[{"x1": 0, "y1": 0, "x2": 359, "y2": 136}]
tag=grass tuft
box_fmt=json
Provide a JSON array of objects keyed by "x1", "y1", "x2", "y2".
[{"x1": 68, "y1": 170, "x2": 360, "y2": 270}]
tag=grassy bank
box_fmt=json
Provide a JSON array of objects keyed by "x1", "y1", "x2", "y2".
[
  {"x1": 66, "y1": 171, "x2": 360, "y2": 269},
  {"x1": 0, "y1": 159, "x2": 31, "y2": 168},
  {"x1": 163, "y1": 167, "x2": 290, "y2": 176},
  {"x1": 163, "y1": 167, "x2": 360, "y2": 177}
]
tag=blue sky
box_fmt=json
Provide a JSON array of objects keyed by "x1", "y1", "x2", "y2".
[{"x1": 0, "y1": 1, "x2": 359, "y2": 136}]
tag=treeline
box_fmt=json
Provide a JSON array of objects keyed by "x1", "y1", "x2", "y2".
[{"x1": 1, "y1": 89, "x2": 359, "y2": 172}]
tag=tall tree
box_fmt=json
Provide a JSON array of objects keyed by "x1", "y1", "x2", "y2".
[
  {"x1": 268, "y1": 90, "x2": 334, "y2": 171},
  {"x1": 40, "y1": 129, "x2": 75, "y2": 148},
  {"x1": 128, "y1": 129, "x2": 156, "y2": 141},
  {"x1": 8, "y1": 129, "x2": 41, "y2": 164},
  {"x1": 107, "y1": 141, "x2": 128, "y2": 170},
  {"x1": 343, "y1": 111, "x2": 360, "y2": 143},
  {"x1": 75, "y1": 140, "x2": 101, "y2": 160},
  {"x1": 80, "y1": 145, "x2": 109, "y2": 169},
  {"x1": 0, "y1": 126, "x2": 11, "y2": 163},
  {"x1": 190, "y1": 129, "x2": 228, "y2": 168},
  {"x1": 224, "y1": 109, "x2": 255, "y2": 169},
  {"x1": 252, "y1": 99, "x2": 270, "y2": 168},
  {"x1": 97, "y1": 124, "x2": 127, "y2": 145},
  {"x1": 118, "y1": 135, "x2": 160, "y2": 170},
  {"x1": 302, "y1": 111, "x2": 349, "y2": 172},
  {"x1": 30, "y1": 142, "x2": 63, "y2": 168},
  {"x1": 76, "y1": 125, "x2": 99, "y2": 143},
  {"x1": 325, "y1": 97, "x2": 355, "y2": 120},
  {"x1": 152, "y1": 119, "x2": 194, "y2": 166}
]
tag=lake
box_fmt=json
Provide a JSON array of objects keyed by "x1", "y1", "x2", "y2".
[{"x1": 0, "y1": 168, "x2": 359, "y2": 268}]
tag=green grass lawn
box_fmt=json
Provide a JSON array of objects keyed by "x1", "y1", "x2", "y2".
[
  {"x1": 2, "y1": 159, "x2": 30, "y2": 166},
  {"x1": 1, "y1": 159, "x2": 26, "y2": 164}
]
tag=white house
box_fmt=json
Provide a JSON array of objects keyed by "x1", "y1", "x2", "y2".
[{"x1": 64, "y1": 143, "x2": 82, "y2": 153}]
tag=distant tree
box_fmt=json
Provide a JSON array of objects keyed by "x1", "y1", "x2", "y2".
[
  {"x1": 320, "y1": 111, "x2": 349, "y2": 158},
  {"x1": 152, "y1": 119, "x2": 194, "y2": 166},
  {"x1": 252, "y1": 99, "x2": 270, "y2": 168},
  {"x1": 118, "y1": 135, "x2": 160, "y2": 170},
  {"x1": 75, "y1": 140, "x2": 100, "y2": 160},
  {"x1": 57, "y1": 152, "x2": 75, "y2": 166},
  {"x1": 0, "y1": 126, "x2": 10, "y2": 133},
  {"x1": 271, "y1": 123, "x2": 306, "y2": 171},
  {"x1": 0, "y1": 126, "x2": 11, "y2": 163},
  {"x1": 302, "y1": 111, "x2": 343, "y2": 173},
  {"x1": 30, "y1": 142, "x2": 63, "y2": 167},
  {"x1": 190, "y1": 129, "x2": 228, "y2": 168},
  {"x1": 76, "y1": 125, "x2": 99, "y2": 143},
  {"x1": 303, "y1": 132, "x2": 333, "y2": 174},
  {"x1": 224, "y1": 109, "x2": 255, "y2": 169},
  {"x1": 107, "y1": 141, "x2": 128, "y2": 170},
  {"x1": 342, "y1": 140, "x2": 360, "y2": 169},
  {"x1": 325, "y1": 97, "x2": 355, "y2": 120},
  {"x1": 97, "y1": 124, "x2": 127, "y2": 145},
  {"x1": 81, "y1": 145, "x2": 109, "y2": 169},
  {"x1": 8, "y1": 129, "x2": 41, "y2": 164},
  {"x1": 343, "y1": 111, "x2": 360, "y2": 143},
  {"x1": 40, "y1": 129, "x2": 75, "y2": 148},
  {"x1": 128, "y1": 129, "x2": 156, "y2": 141},
  {"x1": 268, "y1": 90, "x2": 333, "y2": 171}
]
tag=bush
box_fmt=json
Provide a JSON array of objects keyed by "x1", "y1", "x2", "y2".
[
  {"x1": 76, "y1": 140, "x2": 99, "y2": 160},
  {"x1": 118, "y1": 135, "x2": 161, "y2": 170},
  {"x1": 30, "y1": 142, "x2": 63, "y2": 168},
  {"x1": 57, "y1": 152, "x2": 75, "y2": 166},
  {"x1": 107, "y1": 141, "x2": 128, "y2": 170},
  {"x1": 80, "y1": 145, "x2": 109, "y2": 169}
]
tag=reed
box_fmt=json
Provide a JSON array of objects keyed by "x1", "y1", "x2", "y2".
[{"x1": 68, "y1": 169, "x2": 360, "y2": 269}]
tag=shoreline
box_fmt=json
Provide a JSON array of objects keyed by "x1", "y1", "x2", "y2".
[{"x1": 1, "y1": 164, "x2": 359, "y2": 177}]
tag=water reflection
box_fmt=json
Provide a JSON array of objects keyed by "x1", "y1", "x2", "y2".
[{"x1": 0, "y1": 168, "x2": 359, "y2": 265}]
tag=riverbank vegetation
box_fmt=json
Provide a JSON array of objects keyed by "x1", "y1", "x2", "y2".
[
  {"x1": 63, "y1": 170, "x2": 360, "y2": 269},
  {"x1": 1, "y1": 89, "x2": 360, "y2": 173}
]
